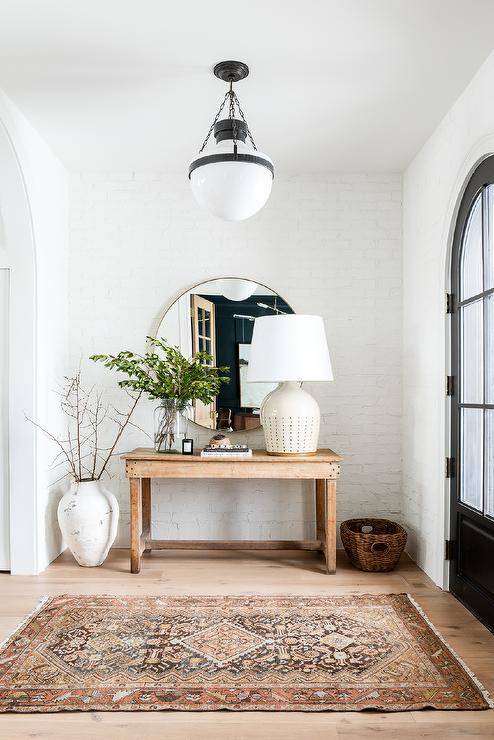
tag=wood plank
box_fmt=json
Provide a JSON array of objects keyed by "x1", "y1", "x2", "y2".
[
  {"x1": 126, "y1": 459, "x2": 340, "y2": 480},
  {"x1": 325, "y1": 479, "x2": 337, "y2": 574},
  {"x1": 129, "y1": 478, "x2": 141, "y2": 574},
  {"x1": 122, "y1": 447, "x2": 342, "y2": 462},
  {"x1": 141, "y1": 477, "x2": 151, "y2": 553},
  {"x1": 316, "y1": 479, "x2": 325, "y2": 540},
  {"x1": 148, "y1": 539, "x2": 323, "y2": 551}
]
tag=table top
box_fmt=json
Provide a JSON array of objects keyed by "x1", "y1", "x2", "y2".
[{"x1": 121, "y1": 448, "x2": 342, "y2": 463}]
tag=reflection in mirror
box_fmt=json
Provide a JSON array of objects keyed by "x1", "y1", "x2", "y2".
[{"x1": 156, "y1": 278, "x2": 294, "y2": 431}]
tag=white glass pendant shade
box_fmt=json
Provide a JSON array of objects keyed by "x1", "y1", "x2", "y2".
[
  {"x1": 219, "y1": 278, "x2": 257, "y2": 301},
  {"x1": 189, "y1": 138, "x2": 274, "y2": 221}
]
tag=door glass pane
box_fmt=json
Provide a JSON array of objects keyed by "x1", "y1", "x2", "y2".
[
  {"x1": 486, "y1": 185, "x2": 494, "y2": 290},
  {"x1": 487, "y1": 294, "x2": 494, "y2": 404},
  {"x1": 486, "y1": 410, "x2": 494, "y2": 517},
  {"x1": 460, "y1": 192, "x2": 483, "y2": 300},
  {"x1": 461, "y1": 300, "x2": 483, "y2": 403},
  {"x1": 460, "y1": 407, "x2": 483, "y2": 511}
]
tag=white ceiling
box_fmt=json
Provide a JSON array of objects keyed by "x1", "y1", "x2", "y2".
[{"x1": 1, "y1": 0, "x2": 493, "y2": 173}]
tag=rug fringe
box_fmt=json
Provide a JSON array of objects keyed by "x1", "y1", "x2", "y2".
[
  {"x1": 2, "y1": 593, "x2": 491, "y2": 710},
  {"x1": 406, "y1": 593, "x2": 493, "y2": 709},
  {"x1": 0, "y1": 595, "x2": 51, "y2": 651}
]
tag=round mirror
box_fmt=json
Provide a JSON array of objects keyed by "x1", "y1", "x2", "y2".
[{"x1": 156, "y1": 278, "x2": 294, "y2": 432}]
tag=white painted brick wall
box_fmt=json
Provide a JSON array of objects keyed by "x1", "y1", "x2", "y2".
[{"x1": 69, "y1": 172, "x2": 402, "y2": 547}]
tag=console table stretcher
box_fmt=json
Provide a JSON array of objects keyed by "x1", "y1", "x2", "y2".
[{"x1": 122, "y1": 448, "x2": 342, "y2": 574}]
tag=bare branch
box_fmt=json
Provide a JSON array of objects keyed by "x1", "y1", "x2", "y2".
[
  {"x1": 26, "y1": 415, "x2": 77, "y2": 479},
  {"x1": 91, "y1": 391, "x2": 101, "y2": 479},
  {"x1": 96, "y1": 391, "x2": 142, "y2": 479},
  {"x1": 126, "y1": 420, "x2": 152, "y2": 439},
  {"x1": 75, "y1": 371, "x2": 82, "y2": 480},
  {"x1": 28, "y1": 372, "x2": 143, "y2": 483}
]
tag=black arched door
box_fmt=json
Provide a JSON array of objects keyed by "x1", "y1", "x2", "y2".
[{"x1": 450, "y1": 156, "x2": 494, "y2": 631}]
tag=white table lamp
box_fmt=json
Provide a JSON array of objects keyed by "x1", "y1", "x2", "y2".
[{"x1": 247, "y1": 315, "x2": 333, "y2": 455}]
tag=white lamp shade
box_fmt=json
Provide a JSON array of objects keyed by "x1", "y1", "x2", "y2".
[
  {"x1": 189, "y1": 140, "x2": 273, "y2": 221},
  {"x1": 247, "y1": 314, "x2": 333, "y2": 382},
  {"x1": 219, "y1": 278, "x2": 258, "y2": 301}
]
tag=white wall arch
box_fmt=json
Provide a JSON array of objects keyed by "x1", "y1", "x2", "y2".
[
  {"x1": 403, "y1": 46, "x2": 494, "y2": 588},
  {"x1": 442, "y1": 139, "x2": 494, "y2": 289},
  {"x1": 0, "y1": 103, "x2": 38, "y2": 574},
  {"x1": 0, "y1": 90, "x2": 69, "y2": 574},
  {"x1": 403, "y1": 142, "x2": 494, "y2": 589},
  {"x1": 440, "y1": 139, "x2": 494, "y2": 588}
]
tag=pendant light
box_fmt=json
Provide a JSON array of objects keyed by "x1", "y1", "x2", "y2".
[{"x1": 188, "y1": 61, "x2": 274, "y2": 221}]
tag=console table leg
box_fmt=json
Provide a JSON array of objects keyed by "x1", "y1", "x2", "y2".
[
  {"x1": 315, "y1": 479, "x2": 325, "y2": 541},
  {"x1": 141, "y1": 478, "x2": 151, "y2": 553},
  {"x1": 324, "y1": 479, "x2": 336, "y2": 574},
  {"x1": 130, "y1": 478, "x2": 141, "y2": 574}
]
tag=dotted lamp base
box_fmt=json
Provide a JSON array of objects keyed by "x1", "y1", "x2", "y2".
[{"x1": 262, "y1": 414, "x2": 320, "y2": 454}]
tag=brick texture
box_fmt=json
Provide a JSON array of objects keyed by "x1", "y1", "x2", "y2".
[{"x1": 69, "y1": 172, "x2": 402, "y2": 546}]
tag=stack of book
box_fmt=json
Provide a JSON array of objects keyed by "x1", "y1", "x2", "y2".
[{"x1": 200, "y1": 445, "x2": 252, "y2": 458}]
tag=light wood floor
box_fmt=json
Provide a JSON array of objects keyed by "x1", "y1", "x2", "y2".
[{"x1": 0, "y1": 548, "x2": 493, "y2": 739}]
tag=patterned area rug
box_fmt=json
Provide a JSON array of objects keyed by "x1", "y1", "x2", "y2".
[{"x1": 0, "y1": 594, "x2": 491, "y2": 713}]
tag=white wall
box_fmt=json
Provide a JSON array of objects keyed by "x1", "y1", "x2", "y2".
[
  {"x1": 69, "y1": 172, "x2": 402, "y2": 546},
  {"x1": 0, "y1": 90, "x2": 69, "y2": 573},
  {"x1": 28, "y1": 133, "x2": 69, "y2": 572},
  {"x1": 0, "y1": 267, "x2": 9, "y2": 569},
  {"x1": 403, "y1": 50, "x2": 494, "y2": 586}
]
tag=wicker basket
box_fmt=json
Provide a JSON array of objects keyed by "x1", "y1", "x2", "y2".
[{"x1": 340, "y1": 518, "x2": 407, "y2": 572}]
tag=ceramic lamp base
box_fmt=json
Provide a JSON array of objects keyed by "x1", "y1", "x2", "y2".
[{"x1": 260, "y1": 381, "x2": 320, "y2": 455}]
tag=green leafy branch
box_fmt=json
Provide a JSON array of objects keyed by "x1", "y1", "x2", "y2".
[{"x1": 90, "y1": 337, "x2": 230, "y2": 406}]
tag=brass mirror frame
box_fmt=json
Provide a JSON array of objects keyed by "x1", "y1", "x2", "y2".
[{"x1": 151, "y1": 277, "x2": 294, "y2": 434}]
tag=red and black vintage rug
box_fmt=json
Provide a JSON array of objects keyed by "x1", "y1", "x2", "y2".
[{"x1": 0, "y1": 594, "x2": 491, "y2": 712}]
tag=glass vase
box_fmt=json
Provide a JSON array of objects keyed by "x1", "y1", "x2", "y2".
[{"x1": 154, "y1": 400, "x2": 188, "y2": 453}]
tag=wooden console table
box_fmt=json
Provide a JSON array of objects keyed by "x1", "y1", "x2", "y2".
[{"x1": 122, "y1": 448, "x2": 342, "y2": 575}]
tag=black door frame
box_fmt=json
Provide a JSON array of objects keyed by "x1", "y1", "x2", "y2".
[{"x1": 450, "y1": 156, "x2": 494, "y2": 631}]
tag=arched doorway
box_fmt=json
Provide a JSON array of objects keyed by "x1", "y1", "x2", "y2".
[
  {"x1": 450, "y1": 156, "x2": 494, "y2": 630},
  {"x1": 0, "y1": 114, "x2": 37, "y2": 574}
]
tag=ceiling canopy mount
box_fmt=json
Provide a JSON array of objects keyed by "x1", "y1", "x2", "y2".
[{"x1": 213, "y1": 60, "x2": 249, "y2": 83}]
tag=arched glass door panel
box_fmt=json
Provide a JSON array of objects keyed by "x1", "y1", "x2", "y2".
[
  {"x1": 460, "y1": 192, "x2": 482, "y2": 300},
  {"x1": 486, "y1": 186, "x2": 494, "y2": 290},
  {"x1": 450, "y1": 157, "x2": 494, "y2": 630}
]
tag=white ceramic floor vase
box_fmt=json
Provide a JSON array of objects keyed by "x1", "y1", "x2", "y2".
[{"x1": 57, "y1": 480, "x2": 119, "y2": 567}]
